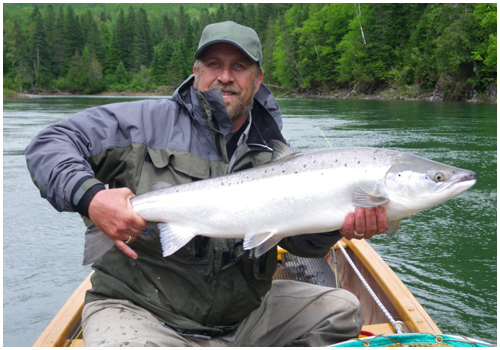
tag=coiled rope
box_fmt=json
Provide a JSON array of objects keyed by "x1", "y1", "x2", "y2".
[{"x1": 337, "y1": 242, "x2": 405, "y2": 334}]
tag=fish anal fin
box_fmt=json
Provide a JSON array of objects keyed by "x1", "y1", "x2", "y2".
[
  {"x1": 158, "y1": 223, "x2": 196, "y2": 257},
  {"x1": 352, "y1": 188, "x2": 389, "y2": 208},
  {"x1": 386, "y1": 219, "x2": 402, "y2": 238},
  {"x1": 271, "y1": 140, "x2": 300, "y2": 161}
]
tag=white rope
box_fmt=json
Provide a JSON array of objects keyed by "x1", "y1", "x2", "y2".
[{"x1": 337, "y1": 242, "x2": 405, "y2": 334}]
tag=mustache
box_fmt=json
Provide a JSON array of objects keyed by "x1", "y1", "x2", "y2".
[{"x1": 208, "y1": 83, "x2": 241, "y2": 95}]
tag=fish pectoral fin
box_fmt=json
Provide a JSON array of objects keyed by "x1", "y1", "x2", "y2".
[
  {"x1": 352, "y1": 188, "x2": 390, "y2": 208},
  {"x1": 386, "y1": 219, "x2": 402, "y2": 238},
  {"x1": 83, "y1": 226, "x2": 115, "y2": 265},
  {"x1": 243, "y1": 232, "x2": 282, "y2": 258},
  {"x1": 271, "y1": 140, "x2": 300, "y2": 161},
  {"x1": 158, "y1": 223, "x2": 196, "y2": 257}
]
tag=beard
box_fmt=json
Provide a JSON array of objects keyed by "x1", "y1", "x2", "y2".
[{"x1": 194, "y1": 76, "x2": 259, "y2": 122}]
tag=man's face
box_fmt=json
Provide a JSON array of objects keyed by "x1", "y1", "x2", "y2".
[{"x1": 193, "y1": 43, "x2": 263, "y2": 131}]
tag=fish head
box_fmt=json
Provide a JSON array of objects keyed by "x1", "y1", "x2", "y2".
[{"x1": 384, "y1": 157, "x2": 477, "y2": 214}]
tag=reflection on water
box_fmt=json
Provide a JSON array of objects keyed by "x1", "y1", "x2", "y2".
[{"x1": 3, "y1": 96, "x2": 497, "y2": 346}]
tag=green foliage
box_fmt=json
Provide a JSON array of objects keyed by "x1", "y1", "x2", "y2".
[{"x1": 3, "y1": 3, "x2": 496, "y2": 98}]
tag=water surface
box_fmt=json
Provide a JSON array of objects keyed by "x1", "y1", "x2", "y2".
[{"x1": 3, "y1": 96, "x2": 496, "y2": 346}]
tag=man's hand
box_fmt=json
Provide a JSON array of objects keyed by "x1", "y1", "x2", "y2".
[
  {"x1": 88, "y1": 188, "x2": 147, "y2": 260},
  {"x1": 340, "y1": 207, "x2": 388, "y2": 240}
]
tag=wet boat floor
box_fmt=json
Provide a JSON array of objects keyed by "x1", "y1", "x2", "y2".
[{"x1": 274, "y1": 254, "x2": 338, "y2": 287}]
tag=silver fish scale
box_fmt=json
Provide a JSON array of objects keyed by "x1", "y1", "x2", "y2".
[{"x1": 135, "y1": 147, "x2": 408, "y2": 201}]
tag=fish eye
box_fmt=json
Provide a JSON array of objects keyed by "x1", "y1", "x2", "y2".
[{"x1": 434, "y1": 172, "x2": 445, "y2": 182}]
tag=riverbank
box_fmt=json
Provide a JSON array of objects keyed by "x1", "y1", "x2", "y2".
[{"x1": 4, "y1": 85, "x2": 496, "y2": 103}]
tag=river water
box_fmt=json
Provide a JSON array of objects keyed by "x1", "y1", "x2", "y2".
[{"x1": 3, "y1": 96, "x2": 497, "y2": 346}]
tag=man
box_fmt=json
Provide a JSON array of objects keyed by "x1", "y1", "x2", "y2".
[{"x1": 25, "y1": 21, "x2": 387, "y2": 346}]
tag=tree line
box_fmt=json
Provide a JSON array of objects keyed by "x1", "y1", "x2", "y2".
[{"x1": 3, "y1": 3, "x2": 497, "y2": 100}]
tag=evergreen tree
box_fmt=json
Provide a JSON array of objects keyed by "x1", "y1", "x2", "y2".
[
  {"x1": 166, "y1": 42, "x2": 186, "y2": 86},
  {"x1": 115, "y1": 61, "x2": 129, "y2": 84},
  {"x1": 82, "y1": 10, "x2": 105, "y2": 64},
  {"x1": 66, "y1": 49, "x2": 86, "y2": 91},
  {"x1": 162, "y1": 13, "x2": 175, "y2": 39},
  {"x1": 44, "y1": 4, "x2": 58, "y2": 78},
  {"x1": 52, "y1": 6, "x2": 67, "y2": 77},
  {"x1": 245, "y1": 4, "x2": 256, "y2": 29},
  {"x1": 4, "y1": 20, "x2": 31, "y2": 91},
  {"x1": 105, "y1": 9, "x2": 127, "y2": 74},
  {"x1": 215, "y1": 4, "x2": 225, "y2": 23},
  {"x1": 28, "y1": 5, "x2": 52, "y2": 89},
  {"x1": 150, "y1": 38, "x2": 174, "y2": 85},
  {"x1": 232, "y1": 4, "x2": 246, "y2": 26},
  {"x1": 198, "y1": 7, "x2": 211, "y2": 35},
  {"x1": 177, "y1": 5, "x2": 190, "y2": 39},
  {"x1": 125, "y1": 6, "x2": 136, "y2": 69},
  {"x1": 132, "y1": 8, "x2": 153, "y2": 71},
  {"x1": 182, "y1": 23, "x2": 196, "y2": 74},
  {"x1": 64, "y1": 5, "x2": 83, "y2": 61}
]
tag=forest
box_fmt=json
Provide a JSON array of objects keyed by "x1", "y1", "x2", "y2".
[{"x1": 3, "y1": 3, "x2": 497, "y2": 101}]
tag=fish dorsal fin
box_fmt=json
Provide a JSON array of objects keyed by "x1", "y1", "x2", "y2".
[
  {"x1": 386, "y1": 219, "x2": 402, "y2": 238},
  {"x1": 271, "y1": 140, "x2": 300, "y2": 161},
  {"x1": 352, "y1": 187, "x2": 390, "y2": 208},
  {"x1": 158, "y1": 223, "x2": 196, "y2": 257},
  {"x1": 151, "y1": 182, "x2": 173, "y2": 191}
]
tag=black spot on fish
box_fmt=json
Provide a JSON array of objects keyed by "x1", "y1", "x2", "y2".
[
  {"x1": 358, "y1": 161, "x2": 361, "y2": 164},
  {"x1": 345, "y1": 163, "x2": 348, "y2": 167},
  {"x1": 282, "y1": 170, "x2": 286, "y2": 173}
]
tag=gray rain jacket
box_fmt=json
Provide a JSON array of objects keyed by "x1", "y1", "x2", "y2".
[{"x1": 25, "y1": 76, "x2": 341, "y2": 336}]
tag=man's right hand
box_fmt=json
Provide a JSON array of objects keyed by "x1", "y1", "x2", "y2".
[{"x1": 88, "y1": 188, "x2": 147, "y2": 260}]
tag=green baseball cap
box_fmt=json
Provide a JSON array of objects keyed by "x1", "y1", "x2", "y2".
[{"x1": 194, "y1": 21, "x2": 263, "y2": 65}]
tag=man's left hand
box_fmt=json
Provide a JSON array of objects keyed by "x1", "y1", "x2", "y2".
[{"x1": 340, "y1": 207, "x2": 388, "y2": 240}]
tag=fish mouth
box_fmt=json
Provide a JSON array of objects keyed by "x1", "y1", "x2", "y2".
[
  {"x1": 456, "y1": 172, "x2": 478, "y2": 183},
  {"x1": 436, "y1": 172, "x2": 477, "y2": 193}
]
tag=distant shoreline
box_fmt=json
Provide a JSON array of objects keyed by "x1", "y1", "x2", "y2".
[{"x1": 4, "y1": 87, "x2": 496, "y2": 103}]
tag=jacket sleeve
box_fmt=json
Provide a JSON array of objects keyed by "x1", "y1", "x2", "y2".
[
  {"x1": 279, "y1": 231, "x2": 343, "y2": 258},
  {"x1": 25, "y1": 100, "x2": 174, "y2": 217}
]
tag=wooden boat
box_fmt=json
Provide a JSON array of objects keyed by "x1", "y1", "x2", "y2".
[{"x1": 34, "y1": 238, "x2": 441, "y2": 347}]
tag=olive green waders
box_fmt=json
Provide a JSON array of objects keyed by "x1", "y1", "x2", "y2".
[{"x1": 82, "y1": 280, "x2": 362, "y2": 347}]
